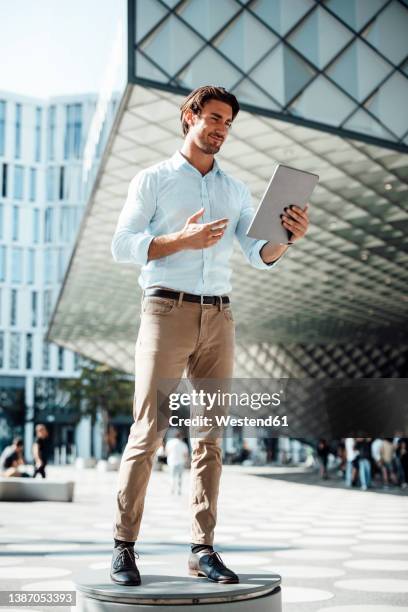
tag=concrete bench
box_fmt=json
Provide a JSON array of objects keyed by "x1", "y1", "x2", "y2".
[{"x1": 0, "y1": 477, "x2": 75, "y2": 502}]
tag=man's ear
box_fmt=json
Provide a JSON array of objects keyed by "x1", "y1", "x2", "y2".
[{"x1": 184, "y1": 109, "x2": 195, "y2": 130}]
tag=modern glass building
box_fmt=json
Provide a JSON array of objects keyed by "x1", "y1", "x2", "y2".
[
  {"x1": 0, "y1": 90, "x2": 121, "y2": 458},
  {"x1": 48, "y1": 0, "x2": 408, "y2": 452}
]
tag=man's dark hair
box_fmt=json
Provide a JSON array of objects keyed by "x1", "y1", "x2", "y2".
[
  {"x1": 13, "y1": 437, "x2": 23, "y2": 447},
  {"x1": 179, "y1": 85, "x2": 240, "y2": 136}
]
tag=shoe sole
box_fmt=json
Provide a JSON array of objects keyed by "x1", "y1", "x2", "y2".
[
  {"x1": 188, "y1": 569, "x2": 239, "y2": 584},
  {"x1": 110, "y1": 574, "x2": 141, "y2": 586}
]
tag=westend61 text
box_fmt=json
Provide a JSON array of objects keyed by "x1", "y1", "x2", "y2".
[{"x1": 168, "y1": 415, "x2": 288, "y2": 427}]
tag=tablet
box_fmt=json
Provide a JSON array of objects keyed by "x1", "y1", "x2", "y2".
[{"x1": 246, "y1": 163, "x2": 319, "y2": 245}]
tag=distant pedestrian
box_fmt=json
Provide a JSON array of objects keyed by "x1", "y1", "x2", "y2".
[
  {"x1": 32, "y1": 424, "x2": 50, "y2": 479},
  {"x1": 355, "y1": 438, "x2": 372, "y2": 490},
  {"x1": 345, "y1": 438, "x2": 359, "y2": 487},
  {"x1": 165, "y1": 432, "x2": 189, "y2": 495},
  {"x1": 316, "y1": 439, "x2": 330, "y2": 480},
  {"x1": 380, "y1": 438, "x2": 395, "y2": 489},
  {"x1": 0, "y1": 437, "x2": 30, "y2": 477}
]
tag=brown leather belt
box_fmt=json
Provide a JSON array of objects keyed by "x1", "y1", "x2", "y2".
[{"x1": 144, "y1": 288, "x2": 230, "y2": 306}]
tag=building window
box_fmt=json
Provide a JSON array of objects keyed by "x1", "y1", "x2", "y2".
[
  {"x1": 44, "y1": 207, "x2": 53, "y2": 242},
  {"x1": 10, "y1": 332, "x2": 21, "y2": 369},
  {"x1": 42, "y1": 341, "x2": 50, "y2": 370},
  {"x1": 58, "y1": 346, "x2": 64, "y2": 371},
  {"x1": 1, "y1": 163, "x2": 7, "y2": 197},
  {"x1": 43, "y1": 289, "x2": 52, "y2": 326},
  {"x1": 0, "y1": 203, "x2": 3, "y2": 239},
  {"x1": 0, "y1": 331, "x2": 4, "y2": 368},
  {"x1": 44, "y1": 247, "x2": 53, "y2": 284},
  {"x1": 11, "y1": 248, "x2": 22, "y2": 283},
  {"x1": 13, "y1": 165, "x2": 24, "y2": 200},
  {"x1": 15, "y1": 103, "x2": 22, "y2": 159},
  {"x1": 33, "y1": 209, "x2": 40, "y2": 243},
  {"x1": 74, "y1": 351, "x2": 81, "y2": 370},
  {"x1": 64, "y1": 103, "x2": 82, "y2": 159},
  {"x1": 0, "y1": 246, "x2": 6, "y2": 281},
  {"x1": 46, "y1": 166, "x2": 55, "y2": 200},
  {"x1": 29, "y1": 168, "x2": 36, "y2": 201},
  {"x1": 35, "y1": 106, "x2": 42, "y2": 162},
  {"x1": 12, "y1": 206, "x2": 19, "y2": 241},
  {"x1": 27, "y1": 249, "x2": 35, "y2": 284},
  {"x1": 59, "y1": 166, "x2": 64, "y2": 200},
  {"x1": 0, "y1": 100, "x2": 5, "y2": 156},
  {"x1": 31, "y1": 291, "x2": 38, "y2": 327},
  {"x1": 10, "y1": 289, "x2": 17, "y2": 326},
  {"x1": 58, "y1": 248, "x2": 65, "y2": 282},
  {"x1": 47, "y1": 105, "x2": 56, "y2": 161},
  {"x1": 26, "y1": 333, "x2": 33, "y2": 369}
]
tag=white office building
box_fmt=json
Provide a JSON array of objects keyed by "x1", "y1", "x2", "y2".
[{"x1": 0, "y1": 90, "x2": 118, "y2": 460}]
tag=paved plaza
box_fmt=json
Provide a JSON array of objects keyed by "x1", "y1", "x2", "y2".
[{"x1": 0, "y1": 465, "x2": 408, "y2": 611}]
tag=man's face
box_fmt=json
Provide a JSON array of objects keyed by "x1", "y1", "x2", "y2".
[{"x1": 185, "y1": 99, "x2": 233, "y2": 154}]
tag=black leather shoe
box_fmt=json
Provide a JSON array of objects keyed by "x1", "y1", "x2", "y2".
[
  {"x1": 188, "y1": 550, "x2": 239, "y2": 583},
  {"x1": 110, "y1": 545, "x2": 141, "y2": 586}
]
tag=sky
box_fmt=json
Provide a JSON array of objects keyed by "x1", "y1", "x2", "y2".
[{"x1": 0, "y1": 0, "x2": 125, "y2": 99}]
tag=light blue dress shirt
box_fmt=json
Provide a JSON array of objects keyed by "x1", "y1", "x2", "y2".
[{"x1": 111, "y1": 150, "x2": 280, "y2": 295}]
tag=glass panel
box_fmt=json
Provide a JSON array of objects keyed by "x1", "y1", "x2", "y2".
[
  {"x1": 289, "y1": 6, "x2": 353, "y2": 69},
  {"x1": 0, "y1": 246, "x2": 6, "y2": 281},
  {"x1": 11, "y1": 248, "x2": 22, "y2": 283},
  {"x1": 27, "y1": 249, "x2": 35, "y2": 284},
  {"x1": 0, "y1": 332, "x2": 4, "y2": 368},
  {"x1": 42, "y1": 342, "x2": 50, "y2": 370},
  {"x1": 13, "y1": 165, "x2": 24, "y2": 200},
  {"x1": 26, "y1": 334, "x2": 33, "y2": 369},
  {"x1": 179, "y1": 0, "x2": 240, "y2": 40},
  {"x1": 177, "y1": 46, "x2": 241, "y2": 90},
  {"x1": 12, "y1": 206, "x2": 19, "y2": 241},
  {"x1": 343, "y1": 108, "x2": 396, "y2": 141},
  {"x1": 365, "y1": 72, "x2": 408, "y2": 138},
  {"x1": 0, "y1": 204, "x2": 2, "y2": 239},
  {"x1": 251, "y1": 0, "x2": 314, "y2": 36},
  {"x1": 251, "y1": 44, "x2": 315, "y2": 106},
  {"x1": 214, "y1": 11, "x2": 277, "y2": 72},
  {"x1": 289, "y1": 75, "x2": 356, "y2": 125},
  {"x1": 29, "y1": 168, "x2": 36, "y2": 201},
  {"x1": 15, "y1": 103, "x2": 21, "y2": 159},
  {"x1": 232, "y1": 78, "x2": 281, "y2": 110},
  {"x1": 141, "y1": 15, "x2": 203, "y2": 77},
  {"x1": 135, "y1": 51, "x2": 169, "y2": 82},
  {"x1": 326, "y1": 0, "x2": 387, "y2": 31},
  {"x1": 10, "y1": 333, "x2": 20, "y2": 369},
  {"x1": 328, "y1": 39, "x2": 392, "y2": 103},
  {"x1": 10, "y1": 289, "x2": 17, "y2": 325},
  {"x1": 363, "y1": 2, "x2": 408, "y2": 65},
  {"x1": 31, "y1": 291, "x2": 38, "y2": 327},
  {"x1": 0, "y1": 100, "x2": 5, "y2": 156},
  {"x1": 135, "y1": 0, "x2": 168, "y2": 42}
]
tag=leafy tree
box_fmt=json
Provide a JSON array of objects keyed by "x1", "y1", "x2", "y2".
[{"x1": 60, "y1": 360, "x2": 133, "y2": 459}]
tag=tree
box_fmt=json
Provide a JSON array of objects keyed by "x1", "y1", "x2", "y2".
[{"x1": 60, "y1": 360, "x2": 133, "y2": 459}]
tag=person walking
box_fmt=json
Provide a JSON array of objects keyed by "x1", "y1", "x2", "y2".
[
  {"x1": 165, "y1": 432, "x2": 189, "y2": 495},
  {"x1": 109, "y1": 86, "x2": 310, "y2": 586},
  {"x1": 345, "y1": 437, "x2": 358, "y2": 487},
  {"x1": 32, "y1": 424, "x2": 50, "y2": 479},
  {"x1": 355, "y1": 438, "x2": 372, "y2": 491}
]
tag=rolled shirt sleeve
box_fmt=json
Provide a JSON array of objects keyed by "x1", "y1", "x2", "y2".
[
  {"x1": 235, "y1": 184, "x2": 283, "y2": 269},
  {"x1": 111, "y1": 170, "x2": 157, "y2": 266}
]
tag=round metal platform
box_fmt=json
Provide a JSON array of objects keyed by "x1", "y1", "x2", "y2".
[{"x1": 74, "y1": 570, "x2": 282, "y2": 612}]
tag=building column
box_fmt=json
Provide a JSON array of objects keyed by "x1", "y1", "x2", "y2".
[{"x1": 75, "y1": 415, "x2": 92, "y2": 459}]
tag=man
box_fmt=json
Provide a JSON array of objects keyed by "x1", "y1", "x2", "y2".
[
  {"x1": 0, "y1": 437, "x2": 29, "y2": 477},
  {"x1": 165, "y1": 432, "x2": 190, "y2": 495},
  {"x1": 32, "y1": 424, "x2": 50, "y2": 479},
  {"x1": 110, "y1": 86, "x2": 309, "y2": 586}
]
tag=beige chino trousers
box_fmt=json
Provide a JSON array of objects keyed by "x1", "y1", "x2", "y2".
[{"x1": 114, "y1": 293, "x2": 235, "y2": 545}]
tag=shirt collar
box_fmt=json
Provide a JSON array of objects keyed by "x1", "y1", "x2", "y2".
[{"x1": 171, "y1": 150, "x2": 222, "y2": 176}]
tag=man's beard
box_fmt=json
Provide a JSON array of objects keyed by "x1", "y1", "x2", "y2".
[{"x1": 198, "y1": 135, "x2": 222, "y2": 154}]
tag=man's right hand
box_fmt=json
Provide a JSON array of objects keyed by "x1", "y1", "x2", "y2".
[{"x1": 179, "y1": 208, "x2": 229, "y2": 250}]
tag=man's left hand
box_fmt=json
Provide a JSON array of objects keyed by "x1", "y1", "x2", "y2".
[{"x1": 281, "y1": 203, "x2": 309, "y2": 243}]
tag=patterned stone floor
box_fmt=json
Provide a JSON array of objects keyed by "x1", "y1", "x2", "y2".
[{"x1": 0, "y1": 465, "x2": 407, "y2": 611}]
